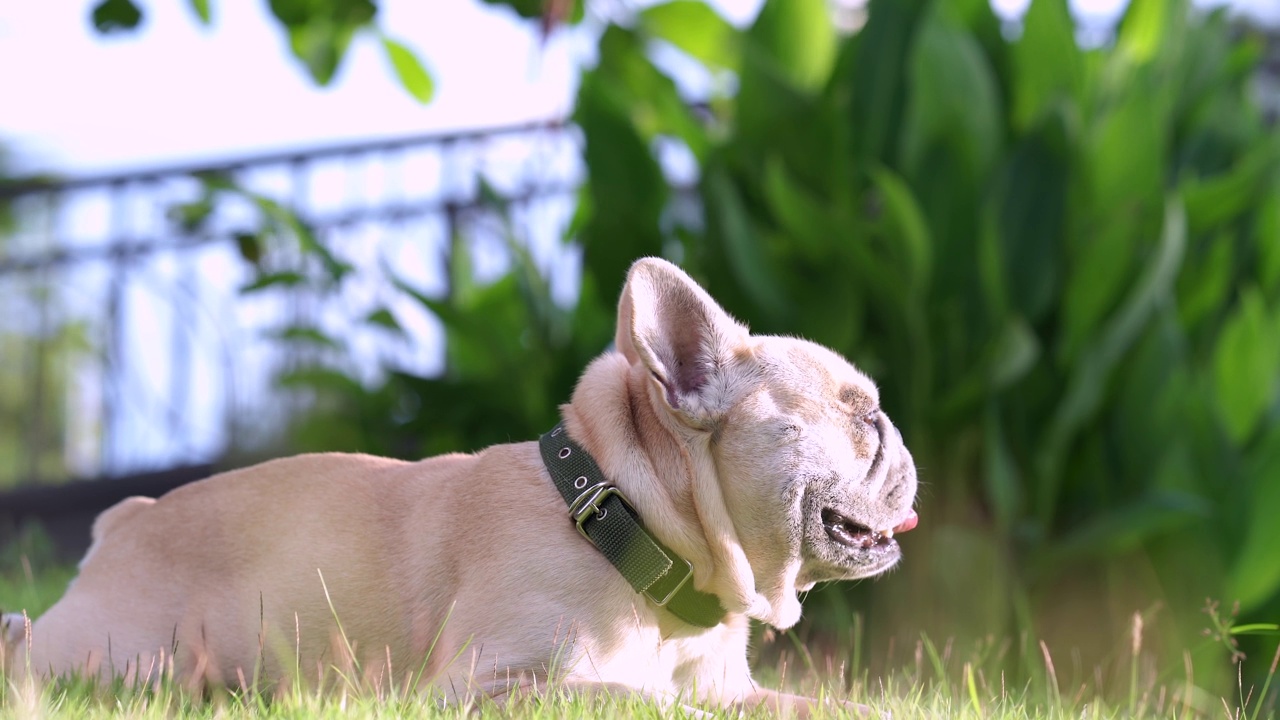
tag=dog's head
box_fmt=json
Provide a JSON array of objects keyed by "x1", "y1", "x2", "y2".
[{"x1": 615, "y1": 258, "x2": 918, "y2": 628}]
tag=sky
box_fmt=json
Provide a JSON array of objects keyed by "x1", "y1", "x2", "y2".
[{"x1": 0, "y1": 0, "x2": 589, "y2": 174}]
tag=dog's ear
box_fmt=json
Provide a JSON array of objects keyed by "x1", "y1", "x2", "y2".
[{"x1": 616, "y1": 258, "x2": 751, "y2": 425}]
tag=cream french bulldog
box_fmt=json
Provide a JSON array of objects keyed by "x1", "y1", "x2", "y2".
[{"x1": 3, "y1": 258, "x2": 917, "y2": 715}]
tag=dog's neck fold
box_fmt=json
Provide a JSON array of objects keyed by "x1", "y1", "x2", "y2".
[{"x1": 563, "y1": 353, "x2": 779, "y2": 624}]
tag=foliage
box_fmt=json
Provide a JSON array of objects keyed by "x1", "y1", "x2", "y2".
[
  {"x1": 84, "y1": 0, "x2": 588, "y2": 105},
  {"x1": 0, "y1": 318, "x2": 93, "y2": 489},
  {"x1": 615, "y1": 0, "x2": 1280, "y2": 687}
]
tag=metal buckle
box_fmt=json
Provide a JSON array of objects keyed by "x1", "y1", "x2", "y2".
[
  {"x1": 644, "y1": 557, "x2": 693, "y2": 607},
  {"x1": 568, "y1": 482, "x2": 633, "y2": 540}
]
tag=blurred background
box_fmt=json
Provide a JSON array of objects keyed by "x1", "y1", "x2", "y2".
[{"x1": 2, "y1": 0, "x2": 1280, "y2": 708}]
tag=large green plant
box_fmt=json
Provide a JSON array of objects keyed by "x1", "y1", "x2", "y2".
[{"x1": 569, "y1": 0, "x2": 1280, "y2": 684}]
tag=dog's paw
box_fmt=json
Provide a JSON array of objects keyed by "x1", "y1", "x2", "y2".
[{"x1": 1, "y1": 611, "x2": 26, "y2": 647}]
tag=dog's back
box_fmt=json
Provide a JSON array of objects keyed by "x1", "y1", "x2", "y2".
[{"x1": 7, "y1": 452, "x2": 444, "y2": 686}]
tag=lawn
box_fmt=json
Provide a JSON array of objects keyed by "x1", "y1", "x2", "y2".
[{"x1": 3, "y1": 529, "x2": 1276, "y2": 719}]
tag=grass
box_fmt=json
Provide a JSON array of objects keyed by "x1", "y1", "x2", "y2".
[{"x1": 2, "y1": 528, "x2": 1277, "y2": 719}]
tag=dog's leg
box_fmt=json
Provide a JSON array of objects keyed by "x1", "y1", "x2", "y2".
[
  {"x1": 1, "y1": 612, "x2": 25, "y2": 648},
  {"x1": 1, "y1": 611, "x2": 29, "y2": 677}
]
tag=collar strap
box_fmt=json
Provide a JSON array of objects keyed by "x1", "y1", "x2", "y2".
[{"x1": 539, "y1": 422, "x2": 727, "y2": 628}]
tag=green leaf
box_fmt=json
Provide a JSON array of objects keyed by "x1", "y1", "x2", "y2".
[
  {"x1": 987, "y1": 317, "x2": 1040, "y2": 391},
  {"x1": 1257, "y1": 192, "x2": 1280, "y2": 295},
  {"x1": 639, "y1": 0, "x2": 739, "y2": 72},
  {"x1": 870, "y1": 167, "x2": 933, "y2": 293},
  {"x1": 287, "y1": 23, "x2": 356, "y2": 85},
  {"x1": 847, "y1": 0, "x2": 929, "y2": 165},
  {"x1": 268, "y1": 326, "x2": 343, "y2": 349},
  {"x1": 253, "y1": 196, "x2": 352, "y2": 282},
  {"x1": 167, "y1": 198, "x2": 215, "y2": 233},
  {"x1": 1180, "y1": 135, "x2": 1280, "y2": 235},
  {"x1": 574, "y1": 48, "x2": 668, "y2": 290},
  {"x1": 235, "y1": 232, "x2": 264, "y2": 265},
  {"x1": 1116, "y1": 0, "x2": 1178, "y2": 66},
  {"x1": 277, "y1": 367, "x2": 363, "y2": 395},
  {"x1": 937, "y1": 317, "x2": 1040, "y2": 418},
  {"x1": 364, "y1": 308, "x2": 404, "y2": 335},
  {"x1": 239, "y1": 271, "x2": 307, "y2": 294},
  {"x1": 1060, "y1": 215, "x2": 1139, "y2": 362},
  {"x1": 1213, "y1": 287, "x2": 1279, "y2": 446},
  {"x1": 1175, "y1": 232, "x2": 1233, "y2": 329},
  {"x1": 989, "y1": 112, "x2": 1070, "y2": 322},
  {"x1": 1011, "y1": 0, "x2": 1081, "y2": 130},
  {"x1": 1229, "y1": 623, "x2": 1280, "y2": 636},
  {"x1": 705, "y1": 167, "x2": 789, "y2": 319},
  {"x1": 1038, "y1": 198, "x2": 1187, "y2": 522},
  {"x1": 189, "y1": 0, "x2": 212, "y2": 24},
  {"x1": 91, "y1": 0, "x2": 143, "y2": 34},
  {"x1": 1086, "y1": 88, "x2": 1166, "y2": 216},
  {"x1": 745, "y1": 0, "x2": 836, "y2": 91},
  {"x1": 983, "y1": 405, "x2": 1024, "y2": 534},
  {"x1": 1229, "y1": 429, "x2": 1280, "y2": 609},
  {"x1": 269, "y1": 0, "x2": 378, "y2": 86},
  {"x1": 584, "y1": 27, "x2": 708, "y2": 160},
  {"x1": 901, "y1": 7, "x2": 1001, "y2": 183},
  {"x1": 761, "y1": 156, "x2": 833, "y2": 260},
  {"x1": 380, "y1": 35, "x2": 435, "y2": 104}
]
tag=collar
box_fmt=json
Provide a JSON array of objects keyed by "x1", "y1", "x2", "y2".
[{"x1": 539, "y1": 422, "x2": 727, "y2": 628}]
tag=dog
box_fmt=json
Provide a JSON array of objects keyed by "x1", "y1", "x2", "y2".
[{"x1": 2, "y1": 257, "x2": 918, "y2": 714}]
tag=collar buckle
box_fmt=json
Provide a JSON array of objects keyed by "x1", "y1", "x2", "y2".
[
  {"x1": 644, "y1": 557, "x2": 693, "y2": 607},
  {"x1": 568, "y1": 482, "x2": 631, "y2": 539}
]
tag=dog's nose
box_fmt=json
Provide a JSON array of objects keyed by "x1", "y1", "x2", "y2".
[{"x1": 892, "y1": 511, "x2": 918, "y2": 534}]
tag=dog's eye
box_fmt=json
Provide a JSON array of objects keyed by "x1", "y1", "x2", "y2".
[{"x1": 862, "y1": 411, "x2": 879, "y2": 428}]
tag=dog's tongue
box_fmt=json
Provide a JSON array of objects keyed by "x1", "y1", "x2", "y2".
[{"x1": 893, "y1": 511, "x2": 918, "y2": 534}]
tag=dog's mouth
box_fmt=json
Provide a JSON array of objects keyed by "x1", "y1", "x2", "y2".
[{"x1": 821, "y1": 508, "x2": 897, "y2": 550}]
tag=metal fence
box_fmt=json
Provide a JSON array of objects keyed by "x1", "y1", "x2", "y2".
[{"x1": 0, "y1": 120, "x2": 583, "y2": 488}]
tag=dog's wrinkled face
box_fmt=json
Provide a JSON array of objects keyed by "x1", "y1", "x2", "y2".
[
  {"x1": 615, "y1": 257, "x2": 918, "y2": 628},
  {"x1": 714, "y1": 339, "x2": 918, "y2": 595}
]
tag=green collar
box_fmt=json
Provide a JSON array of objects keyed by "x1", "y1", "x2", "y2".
[{"x1": 539, "y1": 422, "x2": 727, "y2": 628}]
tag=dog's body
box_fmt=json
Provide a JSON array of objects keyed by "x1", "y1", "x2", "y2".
[{"x1": 3, "y1": 259, "x2": 917, "y2": 712}]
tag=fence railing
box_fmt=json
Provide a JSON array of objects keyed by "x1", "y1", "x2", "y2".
[{"x1": 0, "y1": 120, "x2": 582, "y2": 488}]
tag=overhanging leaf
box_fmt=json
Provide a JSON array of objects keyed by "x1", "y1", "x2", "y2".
[
  {"x1": 639, "y1": 0, "x2": 740, "y2": 73},
  {"x1": 277, "y1": 366, "x2": 363, "y2": 395},
  {"x1": 380, "y1": 35, "x2": 435, "y2": 104},
  {"x1": 267, "y1": 326, "x2": 343, "y2": 349},
  {"x1": 364, "y1": 307, "x2": 405, "y2": 336},
  {"x1": 239, "y1": 271, "x2": 306, "y2": 294},
  {"x1": 91, "y1": 0, "x2": 143, "y2": 34},
  {"x1": 189, "y1": 0, "x2": 211, "y2": 24},
  {"x1": 745, "y1": 0, "x2": 836, "y2": 91}
]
